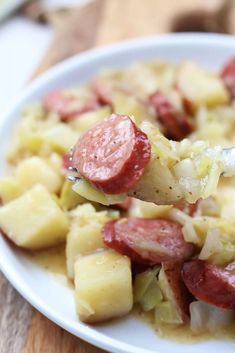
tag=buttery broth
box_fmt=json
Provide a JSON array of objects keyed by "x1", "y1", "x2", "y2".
[
  {"x1": 26, "y1": 245, "x2": 73, "y2": 288},
  {"x1": 134, "y1": 307, "x2": 235, "y2": 343}
]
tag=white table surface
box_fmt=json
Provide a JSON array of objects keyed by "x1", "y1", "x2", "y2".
[{"x1": 0, "y1": 0, "x2": 89, "y2": 113}]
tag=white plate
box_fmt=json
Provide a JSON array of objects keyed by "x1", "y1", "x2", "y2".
[{"x1": 1, "y1": 33, "x2": 235, "y2": 353}]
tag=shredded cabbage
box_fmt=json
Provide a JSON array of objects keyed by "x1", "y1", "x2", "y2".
[
  {"x1": 158, "y1": 267, "x2": 184, "y2": 326},
  {"x1": 139, "y1": 278, "x2": 163, "y2": 312},
  {"x1": 196, "y1": 197, "x2": 221, "y2": 217},
  {"x1": 182, "y1": 221, "x2": 201, "y2": 246},
  {"x1": 137, "y1": 121, "x2": 225, "y2": 204},
  {"x1": 60, "y1": 180, "x2": 86, "y2": 210},
  {"x1": 134, "y1": 267, "x2": 160, "y2": 303},
  {"x1": 199, "y1": 228, "x2": 235, "y2": 265},
  {"x1": 129, "y1": 199, "x2": 172, "y2": 218},
  {"x1": 168, "y1": 208, "x2": 192, "y2": 226},
  {"x1": 155, "y1": 301, "x2": 183, "y2": 326},
  {"x1": 190, "y1": 301, "x2": 234, "y2": 334},
  {"x1": 72, "y1": 179, "x2": 126, "y2": 206},
  {"x1": 134, "y1": 267, "x2": 163, "y2": 311}
]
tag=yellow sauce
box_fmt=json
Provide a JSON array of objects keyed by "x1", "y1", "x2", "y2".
[
  {"x1": 26, "y1": 245, "x2": 73, "y2": 288},
  {"x1": 134, "y1": 306, "x2": 235, "y2": 343}
]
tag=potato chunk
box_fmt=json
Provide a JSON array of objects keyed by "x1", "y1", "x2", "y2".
[
  {"x1": 74, "y1": 250, "x2": 133, "y2": 323},
  {"x1": 70, "y1": 106, "x2": 111, "y2": 132},
  {"x1": 15, "y1": 156, "x2": 62, "y2": 193},
  {"x1": 177, "y1": 62, "x2": 229, "y2": 109},
  {"x1": 42, "y1": 123, "x2": 79, "y2": 153},
  {"x1": 112, "y1": 90, "x2": 155, "y2": 125},
  {"x1": 0, "y1": 177, "x2": 23, "y2": 204},
  {"x1": 66, "y1": 203, "x2": 118, "y2": 279},
  {"x1": 0, "y1": 184, "x2": 69, "y2": 249},
  {"x1": 67, "y1": 223, "x2": 105, "y2": 279}
]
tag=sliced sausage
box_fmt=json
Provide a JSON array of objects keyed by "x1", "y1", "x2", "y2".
[
  {"x1": 221, "y1": 57, "x2": 235, "y2": 99},
  {"x1": 91, "y1": 79, "x2": 113, "y2": 106},
  {"x1": 43, "y1": 90, "x2": 99, "y2": 121},
  {"x1": 149, "y1": 90, "x2": 193, "y2": 141},
  {"x1": 62, "y1": 152, "x2": 72, "y2": 170},
  {"x1": 182, "y1": 259, "x2": 235, "y2": 309},
  {"x1": 160, "y1": 261, "x2": 192, "y2": 322},
  {"x1": 72, "y1": 114, "x2": 151, "y2": 194},
  {"x1": 182, "y1": 96, "x2": 194, "y2": 115},
  {"x1": 102, "y1": 218, "x2": 194, "y2": 265}
]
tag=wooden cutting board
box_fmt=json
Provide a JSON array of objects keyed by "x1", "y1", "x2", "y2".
[{"x1": 0, "y1": 0, "x2": 234, "y2": 352}]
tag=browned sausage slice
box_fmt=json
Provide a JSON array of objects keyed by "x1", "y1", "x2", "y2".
[
  {"x1": 102, "y1": 218, "x2": 194, "y2": 265},
  {"x1": 91, "y1": 79, "x2": 113, "y2": 106},
  {"x1": 149, "y1": 90, "x2": 193, "y2": 141},
  {"x1": 221, "y1": 57, "x2": 235, "y2": 99},
  {"x1": 43, "y1": 90, "x2": 99, "y2": 121},
  {"x1": 160, "y1": 261, "x2": 192, "y2": 323},
  {"x1": 72, "y1": 114, "x2": 151, "y2": 194},
  {"x1": 182, "y1": 259, "x2": 235, "y2": 309},
  {"x1": 62, "y1": 152, "x2": 72, "y2": 170}
]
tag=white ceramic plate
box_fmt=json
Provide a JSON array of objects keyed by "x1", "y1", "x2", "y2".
[{"x1": 1, "y1": 33, "x2": 235, "y2": 353}]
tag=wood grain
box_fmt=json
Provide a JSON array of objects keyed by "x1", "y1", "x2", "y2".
[
  {"x1": 95, "y1": 0, "x2": 228, "y2": 45},
  {"x1": 24, "y1": 310, "x2": 105, "y2": 353},
  {"x1": 33, "y1": 0, "x2": 105, "y2": 77},
  {"x1": 1, "y1": 0, "x2": 235, "y2": 352},
  {"x1": 0, "y1": 275, "x2": 32, "y2": 353}
]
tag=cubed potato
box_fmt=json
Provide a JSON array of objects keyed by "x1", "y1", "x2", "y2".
[
  {"x1": 112, "y1": 90, "x2": 155, "y2": 126},
  {"x1": 69, "y1": 202, "x2": 98, "y2": 223},
  {"x1": 46, "y1": 153, "x2": 63, "y2": 175},
  {"x1": 70, "y1": 203, "x2": 119, "y2": 225},
  {"x1": 66, "y1": 203, "x2": 116, "y2": 279},
  {"x1": 42, "y1": 123, "x2": 79, "y2": 153},
  {"x1": 15, "y1": 156, "x2": 63, "y2": 194},
  {"x1": 0, "y1": 177, "x2": 23, "y2": 204},
  {"x1": 177, "y1": 62, "x2": 229, "y2": 109},
  {"x1": 66, "y1": 223, "x2": 106, "y2": 279},
  {"x1": 70, "y1": 106, "x2": 111, "y2": 132},
  {"x1": 74, "y1": 249, "x2": 133, "y2": 323},
  {"x1": 0, "y1": 184, "x2": 69, "y2": 249},
  {"x1": 20, "y1": 132, "x2": 44, "y2": 154}
]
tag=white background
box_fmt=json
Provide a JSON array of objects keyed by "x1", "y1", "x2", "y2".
[{"x1": 0, "y1": 0, "x2": 89, "y2": 112}]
